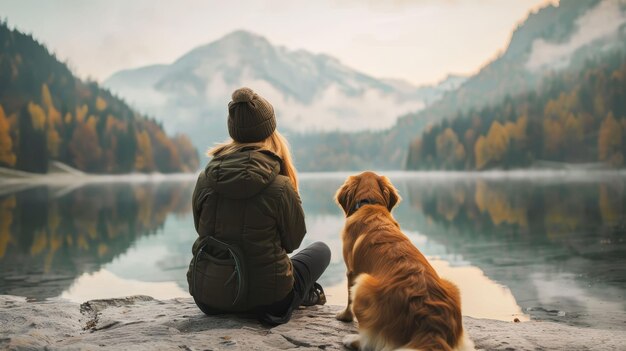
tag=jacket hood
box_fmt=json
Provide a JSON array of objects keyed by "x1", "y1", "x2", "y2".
[{"x1": 206, "y1": 149, "x2": 282, "y2": 199}]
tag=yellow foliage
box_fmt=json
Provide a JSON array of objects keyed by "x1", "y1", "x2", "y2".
[
  {"x1": 474, "y1": 181, "x2": 487, "y2": 212},
  {"x1": 47, "y1": 127, "x2": 61, "y2": 158},
  {"x1": 474, "y1": 136, "x2": 489, "y2": 169},
  {"x1": 516, "y1": 115, "x2": 528, "y2": 141},
  {"x1": 134, "y1": 186, "x2": 154, "y2": 228},
  {"x1": 44, "y1": 231, "x2": 63, "y2": 273},
  {"x1": 77, "y1": 233, "x2": 89, "y2": 251},
  {"x1": 598, "y1": 112, "x2": 623, "y2": 166},
  {"x1": 543, "y1": 118, "x2": 565, "y2": 155},
  {"x1": 474, "y1": 121, "x2": 511, "y2": 169},
  {"x1": 474, "y1": 181, "x2": 528, "y2": 228},
  {"x1": 96, "y1": 97, "x2": 108, "y2": 111},
  {"x1": 75, "y1": 104, "x2": 88, "y2": 123},
  {"x1": 69, "y1": 115, "x2": 102, "y2": 171},
  {"x1": 436, "y1": 187, "x2": 466, "y2": 221},
  {"x1": 28, "y1": 102, "x2": 46, "y2": 130},
  {"x1": 436, "y1": 128, "x2": 465, "y2": 164},
  {"x1": 135, "y1": 130, "x2": 154, "y2": 172},
  {"x1": 105, "y1": 115, "x2": 126, "y2": 133},
  {"x1": 98, "y1": 243, "x2": 109, "y2": 257},
  {"x1": 86, "y1": 115, "x2": 98, "y2": 129},
  {"x1": 0, "y1": 196, "x2": 16, "y2": 258},
  {"x1": 86, "y1": 221, "x2": 98, "y2": 240},
  {"x1": 0, "y1": 105, "x2": 17, "y2": 166},
  {"x1": 544, "y1": 93, "x2": 578, "y2": 121},
  {"x1": 30, "y1": 230, "x2": 47, "y2": 256},
  {"x1": 599, "y1": 184, "x2": 621, "y2": 223},
  {"x1": 41, "y1": 84, "x2": 54, "y2": 111},
  {"x1": 504, "y1": 115, "x2": 528, "y2": 143},
  {"x1": 64, "y1": 112, "x2": 73, "y2": 124},
  {"x1": 42, "y1": 85, "x2": 60, "y2": 122},
  {"x1": 485, "y1": 121, "x2": 509, "y2": 162}
]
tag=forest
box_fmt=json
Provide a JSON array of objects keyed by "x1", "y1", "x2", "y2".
[
  {"x1": 0, "y1": 22, "x2": 199, "y2": 174},
  {"x1": 406, "y1": 51, "x2": 626, "y2": 170}
]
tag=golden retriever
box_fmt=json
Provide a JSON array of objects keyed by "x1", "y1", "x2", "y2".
[{"x1": 334, "y1": 172, "x2": 474, "y2": 351}]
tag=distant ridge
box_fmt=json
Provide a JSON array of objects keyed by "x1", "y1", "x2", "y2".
[{"x1": 104, "y1": 30, "x2": 464, "y2": 155}]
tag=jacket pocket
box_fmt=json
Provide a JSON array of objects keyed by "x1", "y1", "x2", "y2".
[{"x1": 190, "y1": 251, "x2": 238, "y2": 309}]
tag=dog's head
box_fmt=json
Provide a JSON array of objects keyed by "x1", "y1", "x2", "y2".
[{"x1": 335, "y1": 171, "x2": 401, "y2": 216}]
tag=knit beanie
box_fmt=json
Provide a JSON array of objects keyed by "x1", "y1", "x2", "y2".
[{"x1": 228, "y1": 87, "x2": 276, "y2": 143}]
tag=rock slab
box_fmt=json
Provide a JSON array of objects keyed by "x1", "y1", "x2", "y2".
[{"x1": 1, "y1": 295, "x2": 624, "y2": 350}]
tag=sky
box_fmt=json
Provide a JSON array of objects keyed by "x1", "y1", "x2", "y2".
[{"x1": 0, "y1": 0, "x2": 557, "y2": 86}]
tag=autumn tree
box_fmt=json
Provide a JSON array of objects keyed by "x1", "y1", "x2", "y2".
[
  {"x1": 485, "y1": 121, "x2": 509, "y2": 163},
  {"x1": 42, "y1": 84, "x2": 62, "y2": 158},
  {"x1": 436, "y1": 128, "x2": 465, "y2": 168},
  {"x1": 0, "y1": 105, "x2": 16, "y2": 166},
  {"x1": 135, "y1": 130, "x2": 154, "y2": 172},
  {"x1": 69, "y1": 116, "x2": 103, "y2": 172},
  {"x1": 474, "y1": 136, "x2": 489, "y2": 170}
]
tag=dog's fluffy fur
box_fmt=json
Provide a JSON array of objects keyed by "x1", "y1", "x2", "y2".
[{"x1": 335, "y1": 172, "x2": 474, "y2": 351}]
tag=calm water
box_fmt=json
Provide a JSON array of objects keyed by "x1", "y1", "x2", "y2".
[{"x1": 0, "y1": 173, "x2": 625, "y2": 329}]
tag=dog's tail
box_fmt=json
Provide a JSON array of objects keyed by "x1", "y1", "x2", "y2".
[{"x1": 352, "y1": 274, "x2": 471, "y2": 351}]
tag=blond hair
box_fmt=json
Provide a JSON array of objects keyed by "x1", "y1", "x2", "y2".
[{"x1": 208, "y1": 131, "x2": 299, "y2": 192}]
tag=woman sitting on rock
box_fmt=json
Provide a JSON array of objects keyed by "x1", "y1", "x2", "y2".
[{"x1": 187, "y1": 87, "x2": 331, "y2": 325}]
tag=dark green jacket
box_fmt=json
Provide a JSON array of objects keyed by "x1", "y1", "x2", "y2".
[{"x1": 187, "y1": 148, "x2": 306, "y2": 311}]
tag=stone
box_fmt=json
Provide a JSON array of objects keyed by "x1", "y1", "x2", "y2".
[{"x1": 0, "y1": 295, "x2": 624, "y2": 350}]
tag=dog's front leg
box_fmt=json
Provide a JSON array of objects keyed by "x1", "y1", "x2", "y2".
[{"x1": 336, "y1": 270, "x2": 355, "y2": 322}]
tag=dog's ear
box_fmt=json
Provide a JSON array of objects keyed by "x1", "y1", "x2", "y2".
[
  {"x1": 378, "y1": 176, "x2": 401, "y2": 211},
  {"x1": 335, "y1": 176, "x2": 358, "y2": 215}
]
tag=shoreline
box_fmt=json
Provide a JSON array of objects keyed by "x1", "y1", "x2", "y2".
[
  {"x1": 1, "y1": 295, "x2": 624, "y2": 350},
  {"x1": 0, "y1": 161, "x2": 199, "y2": 185},
  {"x1": 0, "y1": 170, "x2": 198, "y2": 186},
  {"x1": 2, "y1": 168, "x2": 626, "y2": 185}
]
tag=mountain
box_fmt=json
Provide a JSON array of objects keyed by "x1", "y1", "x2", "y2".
[
  {"x1": 290, "y1": 0, "x2": 626, "y2": 171},
  {"x1": 405, "y1": 0, "x2": 626, "y2": 170},
  {"x1": 383, "y1": 74, "x2": 467, "y2": 106},
  {"x1": 104, "y1": 30, "x2": 462, "y2": 154},
  {"x1": 0, "y1": 22, "x2": 199, "y2": 174}
]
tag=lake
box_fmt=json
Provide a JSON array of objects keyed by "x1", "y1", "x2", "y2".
[{"x1": 0, "y1": 172, "x2": 625, "y2": 329}]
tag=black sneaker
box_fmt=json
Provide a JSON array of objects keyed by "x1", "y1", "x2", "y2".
[{"x1": 300, "y1": 282, "x2": 327, "y2": 307}]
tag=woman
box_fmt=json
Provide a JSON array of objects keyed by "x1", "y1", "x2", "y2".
[{"x1": 187, "y1": 87, "x2": 331, "y2": 325}]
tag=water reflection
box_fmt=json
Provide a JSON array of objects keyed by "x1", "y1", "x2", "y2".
[
  {"x1": 0, "y1": 174, "x2": 624, "y2": 328},
  {"x1": 0, "y1": 181, "x2": 192, "y2": 299},
  {"x1": 401, "y1": 176, "x2": 626, "y2": 328}
]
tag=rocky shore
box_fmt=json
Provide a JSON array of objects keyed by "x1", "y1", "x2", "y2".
[{"x1": 1, "y1": 295, "x2": 624, "y2": 350}]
